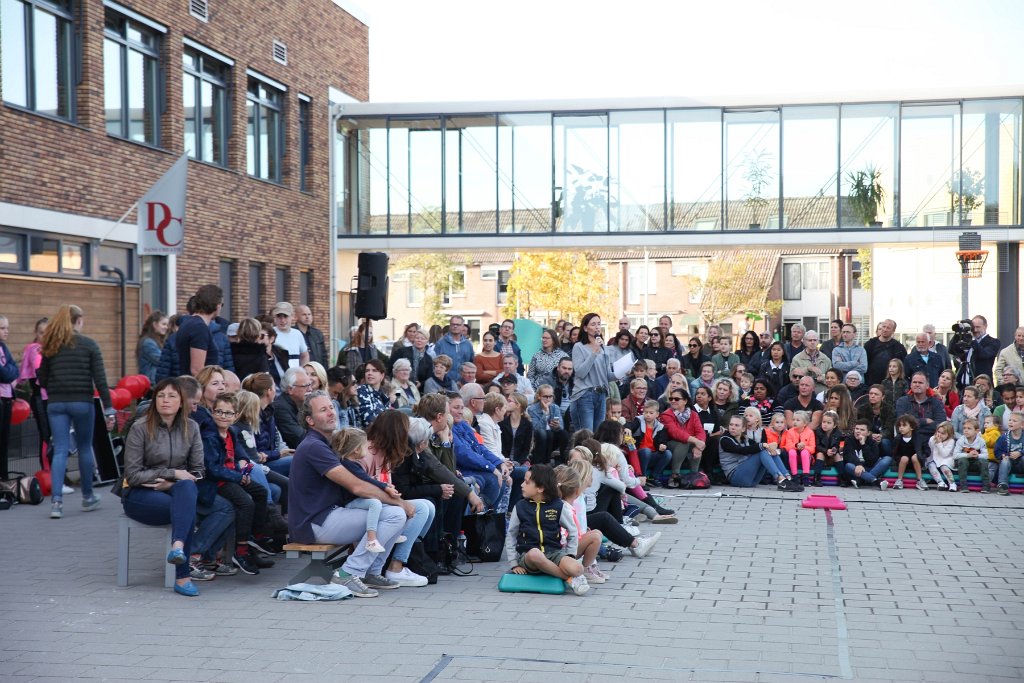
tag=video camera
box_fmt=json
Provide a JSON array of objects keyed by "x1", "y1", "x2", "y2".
[{"x1": 948, "y1": 319, "x2": 974, "y2": 365}]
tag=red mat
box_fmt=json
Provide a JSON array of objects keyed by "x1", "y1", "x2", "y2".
[{"x1": 801, "y1": 494, "x2": 846, "y2": 510}]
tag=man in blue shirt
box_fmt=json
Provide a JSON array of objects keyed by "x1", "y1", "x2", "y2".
[{"x1": 176, "y1": 285, "x2": 222, "y2": 376}]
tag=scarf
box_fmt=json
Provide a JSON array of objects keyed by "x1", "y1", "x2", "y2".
[
  {"x1": 962, "y1": 401, "x2": 982, "y2": 419},
  {"x1": 674, "y1": 407, "x2": 692, "y2": 423}
]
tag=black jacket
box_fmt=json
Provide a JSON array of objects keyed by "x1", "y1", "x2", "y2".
[
  {"x1": 393, "y1": 345, "x2": 433, "y2": 388},
  {"x1": 843, "y1": 437, "x2": 882, "y2": 469},
  {"x1": 273, "y1": 392, "x2": 305, "y2": 449},
  {"x1": 864, "y1": 337, "x2": 907, "y2": 386},
  {"x1": 969, "y1": 335, "x2": 1000, "y2": 379},
  {"x1": 512, "y1": 498, "x2": 564, "y2": 554},
  {"x1": 814, "y1": 427, "x2": 843, "y2": 458},
  {"x1": 231, "y1": 341, "x2": 271, "y2": 381},
  {"x1": 758, "y1": 358, "x2": 791, "y2": 392},
  {"x1": 300, "y1": 324, "x2": 328, "y2": 366},
  {"x1": 37, "y1": 334, "x2": 111, "y2": 408},
  {"x1": 500, "y1": 416, "x2": 534, "y2": 464},
  {"x1": 640, "y1": 346, "x2": 673, "y2": 376},
  {"x1": 392, "y1": 447, "x2": 471, "y2": 500}
]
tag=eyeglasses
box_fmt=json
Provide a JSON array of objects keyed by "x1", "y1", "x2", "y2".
[
  {"x1": 539, "y1": 394, "x2": 554, "y2": 399},
  {"x1": 213, "y1": 410, "x2": 236, "y2": 418},
  {"x1": 296, "y1": 382, "x2": 313, "y2": 390},
  {"x1": 470, "y1": 396, "x2": 484, "y2": 402}
]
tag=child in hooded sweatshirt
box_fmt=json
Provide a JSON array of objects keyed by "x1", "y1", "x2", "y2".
[{"x1": 781, "y1": 410, "x2": 816, "y2": 487}]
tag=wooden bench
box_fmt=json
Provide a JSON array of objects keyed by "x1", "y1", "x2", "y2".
[{"x1": 282, "y1": 543, "x2": 353, "y2": 585}]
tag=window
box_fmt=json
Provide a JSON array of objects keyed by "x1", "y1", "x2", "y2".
[
  {"x1": 406, "y1": 275, "x2": 424, "y2": 307},
  {"x1": 275, "y1": 266, "x2": 288, "y2": 302},
  {"x1": 626, "y1": 261, "x2": 657, "y2": 305},
  {"x1": 183, "y1": 44, "x2": 229, "y2": 166},
  {"x1": 496, "y1": 269, "x2": 511, "y2": 306},
  {"x1": 141, "y1": 254, "x2": 167, "y2": 312},
  {"x1": 802, "y1": 261, "x2": 829, "y2": 290},
  {"x1": 0, "y1": 232, "x2": 25, "y2": 269},
  {"x1": 99, "y1": 245, "x2": 132, "y2": 280},
  {"x1": 248, "y1": 263, "x2": 263, "y2": 316},
  {"x1": 298, "y1": 96, "x2": 311, "y2": 191},
  {"x1": 299, "y1": 271, "x2": 311, "y2": 306},
  {"x1": 1, "y1": 0, "x2": 74, "y2": 119},
  {"x1": 442, "y1": 269, "x2": 466, "y2": 305},
  {"x1": 852, "y1": 260, "x2": 863, "y2": 289},
  {"x1": 104, "y1": 8, "x2": 163, "y2": 144},
  {"x1": 764, "y1": 214, "x2": 790, "y2": 229},
  {"x1": 783, "y1": 263, "x2": 802, "y2": 300},
  {"x1": 247, "y1": 75, "x2": 284, "y2": 182},
  {"x1": 28, "y1": 235, "x2": 87, "y2": 274},
  {"x1": 219, "y1": 260, "x2": 233, "y2": 321}
]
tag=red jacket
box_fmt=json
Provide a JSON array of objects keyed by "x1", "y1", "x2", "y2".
[{"x1": 659, "y1": 408, "x2": 707, "y2": 444}]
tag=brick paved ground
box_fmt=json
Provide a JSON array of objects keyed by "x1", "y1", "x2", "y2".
[{"x1": 0, "y1": 485, "x2": 1021, "y2": 682}]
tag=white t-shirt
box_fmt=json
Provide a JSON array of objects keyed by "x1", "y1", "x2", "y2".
[{"x1": 275, "y1": 327, "x2": 308, "y2": 368}]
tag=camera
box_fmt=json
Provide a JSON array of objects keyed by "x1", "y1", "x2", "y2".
[
  {"x1": 951, "y1": 320, "x2": 972, "y2": 334},
  {"x1": 948, "y1": 319, "x2": 974, "y2": 364}
]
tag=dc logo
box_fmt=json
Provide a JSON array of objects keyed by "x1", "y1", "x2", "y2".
[{"x1": 145, "y1": 202, "x2": 183, "y2": 247}]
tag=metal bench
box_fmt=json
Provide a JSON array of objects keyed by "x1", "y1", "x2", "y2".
[{"x1": 117, "y1": 515, "x2": 176, "y2": 589}]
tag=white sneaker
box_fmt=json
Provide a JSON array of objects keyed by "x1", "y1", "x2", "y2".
[
  {"x1": 915, "y1": 480, "x2": 928, "y2": 491},
  {"x1": 625, "y1": 525, "x2": 640, "y2": 537},
  {"x1": 879, "y1": 480, "x2": 888, "y2": 490},
  {"x1": 949, "y1": 482, "x2": 958, "y2": 492},
  {"x1": 365, "y1": 539, "x2": 386, "y2": 553},
  {"x1": 61, "y1": 485, "x2": 73, "y2": 495},
  {"x1": 567, "y1": 574, "x2": 590, "y2": 595},
  {"x1": 936, "y1": 480, "x2": 948, "y2": 490},
  {"x1": 584, "y1": 564, "x2": 607, "y2": 584},
  {"x1": 630, "y1": 532, "x2": 661, "y2": 559},
  {"x1": 894, "y1": 479, "x2": 904, "y2": 490},
  {"x1": 384, "y1": 567, "x2": 428, "y2": 587}
]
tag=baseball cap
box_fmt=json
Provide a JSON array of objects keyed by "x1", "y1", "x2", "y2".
[
  {"x1": 272, "y1": 302, "x2": 293, "y2": 317},
  {"x1": 226, "y1": 322, "x2": 240, "y2": 337}
]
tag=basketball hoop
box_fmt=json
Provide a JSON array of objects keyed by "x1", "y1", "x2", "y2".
[{"x1": 955, "y1": 250, "x2": 988, "y2": 279}]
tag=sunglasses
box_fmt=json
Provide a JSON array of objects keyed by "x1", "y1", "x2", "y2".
[
  {"x1": 668, "y1": 396, "x2": 684, "y2": 402},
  {"x1": 688, "y1": 343, "x2": 699, "y2": 348}
]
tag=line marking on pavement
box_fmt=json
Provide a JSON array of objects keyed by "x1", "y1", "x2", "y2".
[
  {"x1": 426, "y1": 653, "x2": 844, "y2": 679},
  {"x1": 824, "y1": 508, "x2": 854, "y2": 680},
  {"x1": 419, "y1": 654, "x2": 453, "y2": 682}
]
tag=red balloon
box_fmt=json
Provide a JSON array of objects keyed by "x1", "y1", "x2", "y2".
[
  {"x1": 10, "y1": 398, "x2": 31, "y2": 425},
  {"x1": 134, "y1": 374, "x2": 151, "y2": 396},
  {"x1": 116, "y1": 376, "x2": 146, "y2": 400},
  {"x1": 110, "y1": 388, "x2": 131, "y2": 410}
]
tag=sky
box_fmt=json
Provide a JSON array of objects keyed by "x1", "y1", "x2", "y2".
[{"x1": 366, "y1": 0, "x2": 1024, "y2": 103}]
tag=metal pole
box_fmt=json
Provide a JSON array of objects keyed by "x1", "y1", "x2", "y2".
[
  {"x1": 101, "y1": 265, "x2": 127, "y2": 377},
  {"x1": 961, "y1": 273, "x2": 969, "y2": 321}
]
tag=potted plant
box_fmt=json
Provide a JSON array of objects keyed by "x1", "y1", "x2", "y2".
[
  {"x1": 949, "y1": 168, "x2": 984, "y2": 226},
  {"x1": 742, "y1": 151, "x2": 773, "y2": 229},
  {"x1": 846, "y1": 166, "x2": 885, "y2": 227}
]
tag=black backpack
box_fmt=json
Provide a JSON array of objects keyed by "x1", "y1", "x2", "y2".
[
  {"x1": 677, "y1": 471, "x2": 711, "y2": 490},
  {"x1": 402, "y1": 539, "x2": 439, "y2": 585}
]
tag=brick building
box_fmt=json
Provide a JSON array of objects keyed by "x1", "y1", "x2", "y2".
[{"x1": 0, "y1": 0, "x2": 368, "y2": 378}]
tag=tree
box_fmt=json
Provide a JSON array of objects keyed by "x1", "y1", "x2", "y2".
[
  {"x1": 856, "y1": 248, "x2": 873, "y2": 291},
  {"x1": 503, "y1": 252, "x2": 613, "y2": 325},
  {"x1": 697, "y1": 253, "x2": 781, "y2": 326},
  {"x1": 391, "y1": 253, "x2": 467, "y2": 326}
]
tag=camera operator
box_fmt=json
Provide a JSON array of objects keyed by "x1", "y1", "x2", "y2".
[{"x1": 953, "y1": 315, "x2": 1000, "y2": 391}]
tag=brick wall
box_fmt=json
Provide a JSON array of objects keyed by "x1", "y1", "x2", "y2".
[{"x1": 0, "y1": 0, "x2": 368, "y2": 347}]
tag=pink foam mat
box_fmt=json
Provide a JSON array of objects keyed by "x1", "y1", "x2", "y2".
[{"x1": 801, "y1": 494, "x2": 847, "y2": 510}]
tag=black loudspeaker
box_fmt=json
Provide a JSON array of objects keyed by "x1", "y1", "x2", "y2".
[{"x1": 354, "y1": 251, "x2": 389, "y2": 320}]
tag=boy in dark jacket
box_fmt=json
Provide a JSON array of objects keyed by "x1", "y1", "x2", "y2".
[{"x1": 843, "y1": 419, "x2": 893, "y2": 488}]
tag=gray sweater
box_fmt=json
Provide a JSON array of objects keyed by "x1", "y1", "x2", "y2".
[
  {"x1": 37, "y1": 334, "x2": 111, "y2": 408},
  {"x1": 571, "y1": 341, "x2": 611, "y2": 401}
]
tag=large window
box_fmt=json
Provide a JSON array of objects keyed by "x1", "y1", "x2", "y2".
[
  {"x1": 0, "y1": 232, "x2": 26, "y2": 269},
  {"x1": 247, "y1": 75, "x2": 284, "y2": 182},
  {"x1": 555, "y1": 114, "x2": 609, "y2": 232},
  {"x1": 218, "y1": 260, "x2": 233, "y2": 322},
  {"x1": 104, "y1": 8, "x2": 163, "y2": 144},
  {"x1": 497, "y1": 113, "x2": 552, "y2": 233},
  {"x1": 668, "y1": 109, "x2": 722, "y2": 230},
  {"x1": 248, "y1": 263, "x2": 263, "y2": 316},
  {"x1": 610, "y1": 110, "x2": 665, "y2": 231},
  {"x1": 389, "y1": 118, "x2": 443, "y2": 233},
  {"x1": 446, "y1": 115, "x2": 498, "y2": 233},
  {"x1": 725, "y1": 109, "x2": 780, "y2": 230},
  {"x1": 626, "y1": 261, "x2": 657, "y2": 305},
  {"x1": 298, "y1": 96, "x2": 311, "y2": 192},
  {"x1": 960, "y1": 99, "x2": 1021, "y2": 226},
  {"x1": 782, "y1": 106, "x2": 839, "y2": 229},
  {"x1": 1, "y1": 0, "x2": 74, "y2": 118},
  {"x1": 900, "y1": 103, "x2": 960, "y2": 228},
  {"x1": 183, "y1": 44, "x2": 229, "y2": 166},
  {"x1": 28, "y1": 235, "x2": 87, "y2": 274},
  {"x1": 840, "y1": 103, "x2": 897, "y2": 227}
]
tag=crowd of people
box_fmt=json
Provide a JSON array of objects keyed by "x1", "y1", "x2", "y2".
[{"x1": 3, "y1": 290, "x2": 1023, "y2": 597}]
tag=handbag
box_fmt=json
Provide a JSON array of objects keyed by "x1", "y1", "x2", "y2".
[
  {"x1": 0, "y1": 472, "x2": 43, "y2": 505},
  {"x1": 464, "y1": 510, "x2": 505, "y2": 562}
]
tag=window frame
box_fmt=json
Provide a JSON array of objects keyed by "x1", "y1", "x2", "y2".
[
  {"x1": 246, "y1": 74, "x2": 285, "y2": 183},
  {"x1": 103, "y1": 7, "x2": 163, "y2": 145},
  {"x1": 298, "y1": 95, "x2": 311, "y2": 192},
  {"x1": 782, "y1": 262, "x2": 802, "y2": 300},
  {"x1": 182, "y1": 43, "x2": 229, "y2": 166},
  {"x1": 1, "y1": 0, "x2": 76, "y2": 120}
]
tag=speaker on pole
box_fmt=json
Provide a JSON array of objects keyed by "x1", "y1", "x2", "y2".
[{"x1": 354, "y1": 251, "x2": 389, "y2": 320}]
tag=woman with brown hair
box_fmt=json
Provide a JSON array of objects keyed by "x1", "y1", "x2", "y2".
[
  {"x1": 231, "y1": 318, "x2": 271, "y2": 380},
  {"x1": 121, "y1": 378, "x2": 204, "y2": 595},
  {"x1": 136, "y1": 310, "x2": 169, "y2": 384},
  {"x1": 37, "y1": 305, "x2": 113, "y2": 519}
]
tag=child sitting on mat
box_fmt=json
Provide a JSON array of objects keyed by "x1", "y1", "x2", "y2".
[
  {"x1": 555, "y1": 464, "x2": 607, "y2": 584},
  {"x1": 504, "y1": 464, "x2": 588, "y2": 595}
]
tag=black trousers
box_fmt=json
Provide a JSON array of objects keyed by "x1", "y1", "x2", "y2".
[
  {"x1": 587, "y1": 511, "x2": 634, "y2": 547},
  {"x1": 594, "y1": 484, "x2": 624, "y2": 524},
  {"x1": 217, "y1": 480, "x2": 268, "y2": 543},
  {"x1": 31, "y1": 384, "x2": 51, "y2": 467},
  {"x1": 0, "y1": 397, "x2": 11, "y2": 479}
]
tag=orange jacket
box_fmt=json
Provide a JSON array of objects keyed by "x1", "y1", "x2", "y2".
[{"x1": 781, "y1": 426, "x2": 816, "y2": 452}]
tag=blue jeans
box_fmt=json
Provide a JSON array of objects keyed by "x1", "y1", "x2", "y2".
[
  {"x1": 392, "y1": 498, "x2": 435, "y2": 564},
  {"x1": 48, "y1": 401, "x2": 95, "y2": 502},
  {"x1": 878, "y1": 438, "x2": 893, "y2": 459},
  {"x1": 506, "y1": 466, "x2": 527, "y2": 510},
  {"x1": 570, "y1": 388, "x2": 606, "y2": 433},
  {"x1": 643, "y1": 447, "x2": 672, "y2": 480},
  {"x1": 267, "y1": 455, "x2": 292, "y2": 476},
  {"x1": 729, "y1": 450, "x2": 790, "y2": 487},
  {"x1": 314, "y1": 504, "x2": 407, "y2": 577},
  {"x1": 192, "y1": 495, "x2": 234, "y2": 560},
  {"x1": 464, "y1": 468, "x2": 501, "y2": 508},
  {"x1": 345, "y1": 497, "x2": 383, "y2": 531},
  {"x1": 844, "y1": 456, "x2": 893, "y2": 484},
  {"x1": 997, "y1": 457, "x2": 1024, "y2": 485},
  {"x1": 122, "y1": 480, "x2": 197, "y2": 580}
]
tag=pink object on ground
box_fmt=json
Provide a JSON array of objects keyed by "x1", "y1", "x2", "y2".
[{"x1": 801, "y1": 495, "x2": 847, "y2": 510}]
